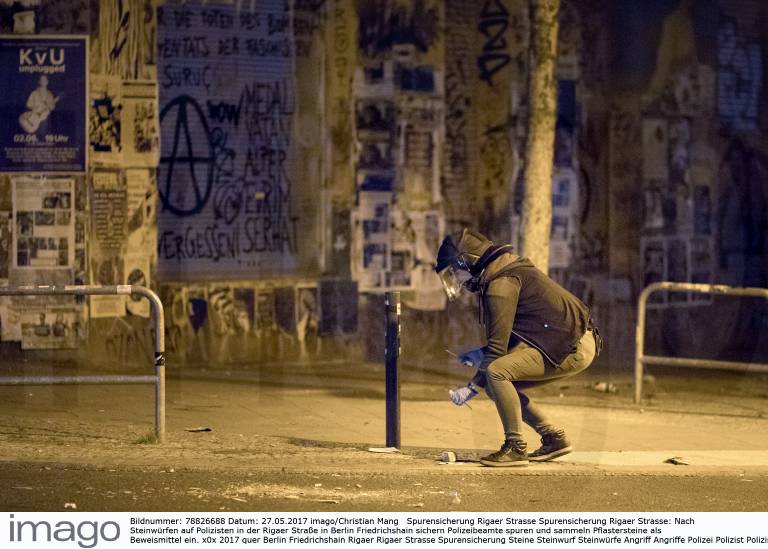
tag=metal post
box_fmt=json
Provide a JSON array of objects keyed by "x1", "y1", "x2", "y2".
[
  {"x1": 634, "y1": 285, "x2": 650, "y2": 404},
  {"x1": 384, "y1": 291, "x2": 401, "y2": 449},
  {"x1": 132, "y1": 285, "x2": 166, "y2": 443}
]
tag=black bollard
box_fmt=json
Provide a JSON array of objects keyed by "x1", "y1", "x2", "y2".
[{"x1": 384, "y1": 291, "x2": 401, "y2": 448}]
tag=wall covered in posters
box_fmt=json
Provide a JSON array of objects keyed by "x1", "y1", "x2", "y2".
[{"x1": 1, "y1": 0, "x2": 767, "y2": 369}]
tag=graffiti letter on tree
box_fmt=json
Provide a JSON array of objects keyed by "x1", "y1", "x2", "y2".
[{"x1": 477, "y1": 0, "x2": 511, "y2": 86}]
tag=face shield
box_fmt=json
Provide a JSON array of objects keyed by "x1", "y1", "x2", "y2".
[{"x1": 437, "y1": 262, "x2": 473, "y2": 302}]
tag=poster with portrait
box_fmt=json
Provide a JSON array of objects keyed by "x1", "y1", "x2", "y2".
[
  {"x1": 0, "y1": 35, "x2": 87, "y2": 172},
  {"x1": 12, "y1": 176, "x2": 74, "y2": 269}
]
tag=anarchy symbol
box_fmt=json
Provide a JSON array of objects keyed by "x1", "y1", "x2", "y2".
[{"x1": 159, "y1": 95, "x2": 214, "y2": 217}]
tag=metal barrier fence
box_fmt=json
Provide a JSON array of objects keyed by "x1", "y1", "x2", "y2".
[
  {"x1": 0, "y1": 285, "x2": 166, "y2": 442},
  {"x1": 635, "y1": 281, "x2": 768, "y2": 404}
]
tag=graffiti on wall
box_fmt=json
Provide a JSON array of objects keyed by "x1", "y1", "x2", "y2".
[
  {"x1": 160, "y1": 278, "x2": 353, "y2": 364},
  {"x1": 156, "y1": 0, "x2": 300, "y2": 279},
  {"x1": 717, "y1": 17, "x2": 762, "y2": 131},
  {"x1": 477, "y1": 0, "x2": 511, "y2": 87},
  {"x1": 718, "y1": 139, "x2": 768, "y2": 275},
  {"x1": 327, "y1": 0, "x2": 356, "y2": 203},
  {"x1": 442, "y1": 0, "x2": 473, "y2": 226},
  {"x1": 92, "y1": 0, "x2": 157, "y2": 80}
]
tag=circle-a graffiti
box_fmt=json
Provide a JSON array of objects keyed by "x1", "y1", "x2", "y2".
[{"x1": 159, "y1": 95, "x2": 214, "y2": 217}]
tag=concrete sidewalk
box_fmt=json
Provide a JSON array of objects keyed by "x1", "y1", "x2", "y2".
[{"x1": 0, "y1": 365, "x2": 767, "y2": 474}]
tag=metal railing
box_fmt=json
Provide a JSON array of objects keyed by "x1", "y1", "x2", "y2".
[
  {"x1": 0, "y1": 285, "x2": 166, "y2": 442},
  {"x1": 635, "y1": 281, "x2": 768, "y2": 403}
]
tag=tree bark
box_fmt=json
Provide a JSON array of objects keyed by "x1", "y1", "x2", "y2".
[{"x1": 519, "y1": 0, "x2": 560, "y2": 274}]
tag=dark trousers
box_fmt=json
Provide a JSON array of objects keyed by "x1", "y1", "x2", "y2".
[{"x1": 484, "y1": 330, "x2": 596, "y2": 439}]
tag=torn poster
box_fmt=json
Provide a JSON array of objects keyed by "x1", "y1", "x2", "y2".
[
  {"x1": 21, "y1": 305, "x2": 79, "y2": 349},
  {"x1": 124, "y1": 253, "x2": 150, "y2": 317}
]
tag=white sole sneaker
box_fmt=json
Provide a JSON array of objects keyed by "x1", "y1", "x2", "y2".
[
  {"x1": 528, "y1": 446, "x2": 572, "y2": 462},
  {"x1": 479, "y1": 458, "x2": 529, "y2": 467}
]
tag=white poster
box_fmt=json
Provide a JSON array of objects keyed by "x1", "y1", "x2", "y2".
[
  {"x1": 89, "y1": 169, "x2": 126, "y2": 318},
  {"x1": 353, "y1": 191, "x2": 391, "y2": 291},
  {"x1": 404, "y1": 210, "x2": 446, "y2": 311},
  {"x1": 12, "y1": 176, "x2": 75, "y2": 269},
  {"x1": 549, "y1": 168, "x2": 578, "y2": 269},
  {"x1": 122, "y1": 80, "x2": 159, "y2": 167},
  {"x1": 0, "y1": 297, "x2": 21, "y2": 342},
  {"x1": 21, "y1": 305, "x2": 80, "y2": 349}
]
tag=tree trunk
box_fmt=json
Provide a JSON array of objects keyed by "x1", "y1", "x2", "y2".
[{"x1": 519, "y1": 0, "x2": 560, "y2": 274}]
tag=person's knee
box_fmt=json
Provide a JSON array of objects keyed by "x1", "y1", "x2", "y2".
[{"x1": 486, "y1": 360, "x2": 521, "y2": 383}]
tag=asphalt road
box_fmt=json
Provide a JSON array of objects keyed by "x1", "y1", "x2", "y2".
[{"x1": 2, "y1": 462, "x2": 767, "y2": 512}]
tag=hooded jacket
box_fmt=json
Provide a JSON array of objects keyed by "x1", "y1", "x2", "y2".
[
  {"x1": 439, "y1": 230, "x2": 590, "y2": 384},
  {"x1": 475, "y1": 253, "x2": 590, "y2": 375}
]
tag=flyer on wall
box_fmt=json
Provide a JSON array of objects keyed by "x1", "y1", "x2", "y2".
[
  {"x1": 11, "y1": 175, "x2": 74, "y2": 269},
  {"x1": 0, "y1": 35, "x2": 87, "y2": 173}
]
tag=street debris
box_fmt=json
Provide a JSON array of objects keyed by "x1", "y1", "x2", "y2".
[
  {"x1": 664, "y1": 456, "x2": 690, "y2": 466},
  {"x1": 185, "y1": 427, "x2": 212, "y2": 432},
  {"x1": 591, "y1": 381, "x2": 618, "y2": 393},
  {"x1": 440, "y1": 451, "x2": 457, "y2": 463},
  {"x1": 64, "y1": 502, "x2": 77, "y2": 509},
  {"x1": 448, "y1": 490, "x2": 461, "y2": 505},
  {"x1": 368, "y1": 447, "x2": 400, "y2": 453}
]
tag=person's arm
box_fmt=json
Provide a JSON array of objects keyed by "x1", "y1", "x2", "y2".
[{"x1": 470, "y1": 276, "x2": 521, "y2": 389}]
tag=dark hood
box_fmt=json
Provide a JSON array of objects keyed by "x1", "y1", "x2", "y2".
[
  {"x1": 435, "y1": 228, "x2": 494, "y2": 272},
  {"x1": 480, "y1": 252, "x2": 531, "y2": 283}
]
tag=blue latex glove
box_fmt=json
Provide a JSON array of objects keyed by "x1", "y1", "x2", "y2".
[
  {"x1": 449, "y1": 384, "x2": 478, "y2": 406},
  {"x1": 459, "y1": 347, "x2": 485, "y2": 368}
]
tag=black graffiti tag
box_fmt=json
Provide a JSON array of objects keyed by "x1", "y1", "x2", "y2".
[
  {"x1": 159, "y1": 95, "x2": 215, "y2": 217},
  {"x1": 477, "y1": 0, "x2": 511, "y2": 86}
]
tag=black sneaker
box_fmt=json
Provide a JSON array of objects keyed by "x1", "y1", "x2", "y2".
[
  {"x1": 528, "y1": 430, "x2": 572, "y2": 462},
  {"x1": 479, "y1": 439, "x2": 529, "y2": 467}
]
